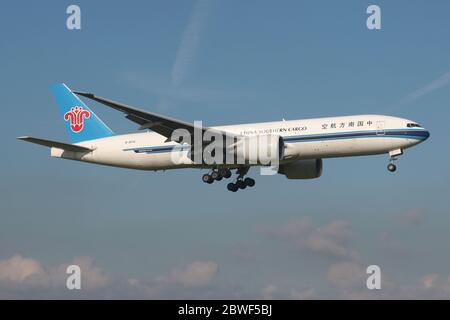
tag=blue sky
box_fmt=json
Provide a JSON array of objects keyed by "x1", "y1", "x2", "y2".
[{"x1": 0, "y1": 0, "x2": 449, "y2": 298}]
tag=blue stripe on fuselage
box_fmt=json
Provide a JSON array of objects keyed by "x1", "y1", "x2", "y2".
[
  {"x1": 124, "y1": 129, "x2": 428, "y2": 154},
  {"x1": 283, "y1": 128, "x2": 429, "y2": 142}
]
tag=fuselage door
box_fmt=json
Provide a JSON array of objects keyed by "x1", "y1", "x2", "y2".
[{"x1": 376, "y1": 120, "x2": 385, "y2": 136}]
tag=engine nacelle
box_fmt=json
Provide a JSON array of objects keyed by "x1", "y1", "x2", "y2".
[
  {"x1": 234, "y1": 135, "x2": 284, "y2": 165},
  {"x1": 278, "y1": 159, "x2": 323, "y2": 179}
]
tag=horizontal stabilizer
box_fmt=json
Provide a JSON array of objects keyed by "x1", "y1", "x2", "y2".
[{"x1": 17, "y1": 136, "x2": 92, "y2": 153}]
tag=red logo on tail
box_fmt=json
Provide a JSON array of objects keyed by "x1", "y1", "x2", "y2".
[{"x1": 64, "y1": 106, "x2": 90, "y2": 133}]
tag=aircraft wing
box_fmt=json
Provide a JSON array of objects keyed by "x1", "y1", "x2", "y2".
[{"x1": 73, "y1": 91, "x2": 238, "y2": 143}]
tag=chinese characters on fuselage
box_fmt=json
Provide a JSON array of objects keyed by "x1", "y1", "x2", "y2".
[{"x1": 322, "y1": 120, "x2": 373, "y2": 130}]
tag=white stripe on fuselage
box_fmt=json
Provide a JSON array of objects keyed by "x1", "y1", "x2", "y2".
[{"x1": 55, "y1": 115, "x2": 427, "y2": 170}]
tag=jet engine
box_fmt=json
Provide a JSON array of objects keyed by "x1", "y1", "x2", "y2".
[{"x1": 278, "y1": 159, "x2": 323, "y2": 179}]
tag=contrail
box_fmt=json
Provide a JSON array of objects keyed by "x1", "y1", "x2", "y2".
[
  {"x1": 401, "y1": 71, "x2": 450, "y2": 104},
  {"x1": 171, "y1": 0, "x2": 213, "y2": 90},
  {"x1": 155, "y1": 0, "x2": 213, "y2": 111},
  {"x1": 385, "y1": 71, "x2": 450, "y2": 112}
]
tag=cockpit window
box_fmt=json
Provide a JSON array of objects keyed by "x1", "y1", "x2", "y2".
[{"x1": 407, "y1": 123, "x2": 421, "y2": 128}]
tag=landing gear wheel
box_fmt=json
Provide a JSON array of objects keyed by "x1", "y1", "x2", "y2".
[
  {"x1": 236, "y1": 180, "x2": 247, "y2": 189},
  {"x1": 202, "y1": 174, "x2": 214, "y2": 184},
  {"x1": 227, "y1": 183, "x2": 238, "y2": 192},
  {"x1": 244, "y1": 177, "x2": 255, "y2": 187},
  {"x1": 387, "y1": 163, "x2": 397, "y2": 172},
  {"x1": 223, "y1": 169, "x2": 232, "y2": 179},
  {"x1": 211, "y1": 171, "x2": 221, "y2": 180}
]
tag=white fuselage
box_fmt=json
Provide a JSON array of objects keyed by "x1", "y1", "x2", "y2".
[{"x1": 51, "y1": 115, "x2": 429, "y2": 170}]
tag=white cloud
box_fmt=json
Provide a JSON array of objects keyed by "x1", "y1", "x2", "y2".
[
  {"x1": 421, "y1": 273, "x2": 439, "y2": 289},
  {"x1": 0, "y1": 255, "x2": 47, "y2": 286},
  {"x1": 124, "y1": 261, "x2": 220, "y2": 299},
  {"x1": 396, "y1": 208, "x2": 425, "y2": 226},
  {"x1": 262, "y1": 285, "x2": 277, "y2": 299},
  {"x1": 306, "y1": 221, "x2": 356, "y2": 259},
  {"x1": 4, "y1": 253, "x2": 450, "y2": 299},
  {"x1": 290, "y1": 288, "x2": 315, "y2": 300},
  {"x1": 257, "y1": 218, "x2": 357, "y2": 259},
  {"x1": 327, "y1": 261, "x2": 366, "y2": 289},
  {"x1": 0, "y1": 254, "x2": 109, "y2": 294},
  {"x1": 54, "y1": 257, "x2": 110, "y2": 291},
  {"x1": 0, "y1": 255, "x2": 221, "y2": 299},
  {"x1": 158, "y1": 261, "x2": 218, "y2": 287}
]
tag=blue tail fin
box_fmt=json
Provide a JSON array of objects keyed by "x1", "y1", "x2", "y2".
[{"x1": 51, "y1": 83, "x2": 114, "y2": 143}]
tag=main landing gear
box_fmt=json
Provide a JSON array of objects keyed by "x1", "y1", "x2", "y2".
[
  {"x1": 226, "y1": 166, "x2": 255, "y2": 193},
  {"x1": 387, "y1": 149, "x2": 403, "y2": 173},
  {"x1": 226, "y1": 177, "x2": 255, "y2": 192},
  {"x1": 202, "y1": 168, "x2": 232, "y2": 184},
  {"x1": 201, "y1": 167, "x2": 255, "y2": 192}
]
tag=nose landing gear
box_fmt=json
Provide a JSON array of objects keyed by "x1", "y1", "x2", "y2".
[
  {"x1": 387, "y1": 149, "x2": 403, "y2": 173},
  {"x1": 387, "y1": 163, "x2": 397, "y2": 172}
]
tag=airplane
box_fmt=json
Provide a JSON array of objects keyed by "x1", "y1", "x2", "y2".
[{"x1": 18, "y1": 83, "x2": 430, "y2": 192}]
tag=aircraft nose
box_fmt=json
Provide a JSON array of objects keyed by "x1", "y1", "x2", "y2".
[{"x1": 423, "y1": 129, "x2": 430, "y2": 141}]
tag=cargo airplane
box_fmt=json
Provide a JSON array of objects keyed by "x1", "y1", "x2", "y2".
[{"x1": 18, "y1": 84, "x2": 430, "y2": 192}]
